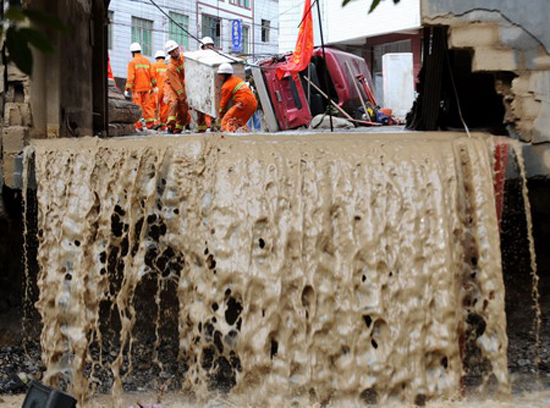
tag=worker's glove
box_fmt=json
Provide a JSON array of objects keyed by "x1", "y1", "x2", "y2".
[
  {"x1": 163, "y1": 96, "x2": 169, "y2": 104},
  {"x1": 124, "y1": 90, "x2": 131, "y2": 99},
  {"x1": 153, "y1": 87, "x2": 159, "y2": 94}
]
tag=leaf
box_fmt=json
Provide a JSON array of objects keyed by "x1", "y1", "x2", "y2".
[
  {"x1": 19, "y1": 28, "x2": 54, "y2": 53},
  {"x1": 5, "y1": 27, "x2": 34, "y2": 75},
  {"x1": 5, "y1": 7, "x2": 26, "y2": 22},
  {"x1": 24, "y1": 8, "x2": 72, "y2": 33},
  {"x1": 342, "y1": 0, "x2": 354, "y2": 6},
  {"x1": 368, "y1": 0, "x2": 382, "y2": 13}
]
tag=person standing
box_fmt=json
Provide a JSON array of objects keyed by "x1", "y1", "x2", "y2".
[
  {"x1": 164, "y1": 40, "x2": 190, "y2": 134},
  {"x1": 151, "y1": 50, "x2": 168, "y2": 131},
  {"x1": 217, "y1": 63, "x2": 257, "y2": 132},
  {"x1": 125, "y1": 42, "x2": 155, "y2": 131}
]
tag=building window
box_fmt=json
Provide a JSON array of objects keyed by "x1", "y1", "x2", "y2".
[
  {"x1": 108, "y1": 11, "x2": 114, "y2": 50},
  {"x1": 169, "y1": 12, "x2": 189, "y2": 49},
  {"x1": 261, "y1": 19, "x2": 270, "y2": 43},
  {"x1": 131, "y1": 17, "x2": 153, "y2": 56},
  {"x1": 242, "y1": 25, "x2": 249, "y2": 54},
  {"x1": 202, "y1": 15, "x2": 221, "y2": 48},
  {"x1": 244, "y1": 0, "x2": 250, "y2": 8}
]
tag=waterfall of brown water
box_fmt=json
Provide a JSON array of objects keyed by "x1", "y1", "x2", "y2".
[
  {"x1": 508, "y1": 140, "x2": 542, "y2": 372},
  {"x1": 24, "y1": 133, "x2": 510, "y2": 406}
]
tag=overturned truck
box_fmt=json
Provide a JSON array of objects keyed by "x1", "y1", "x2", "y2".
[{"x1": 252, "y1": 47, "x2": 396, "y2": 132}]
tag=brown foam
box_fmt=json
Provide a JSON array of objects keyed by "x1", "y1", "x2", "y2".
[{"x1": 26, "y1": 132, "x2": 509, "y2": 405}]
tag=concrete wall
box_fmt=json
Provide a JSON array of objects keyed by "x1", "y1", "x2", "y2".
[
  {"x1": 422, "y1": 0, "x2": 550, "y2": 144},
  {"x1": 421, "y1": 0, "x2": 550, "y2": 53}
]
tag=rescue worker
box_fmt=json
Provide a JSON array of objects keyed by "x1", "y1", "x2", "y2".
[
  {"x1": 164, "y1": 40, "x2": 190, "y2": 134},
  {"x1": 151, "y1": 50, "x2": 168, "y2": 131},
  {"x1": 200, "y1": 36, "x2": 215, "y2": 50},
  {"x1": 195, "y1": 36, "x2": 216, "y2": 132},
  {"x1": 125, "y1": 42, "x2": 156, "y2": 131},
  {"x1": 217, "y1": 63, "x2": 257, "y2": 133}
]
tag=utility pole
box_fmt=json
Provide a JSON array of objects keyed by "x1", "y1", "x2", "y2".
[{"x1": 316, "y1": 0, "x2": 333, "y2": 132}]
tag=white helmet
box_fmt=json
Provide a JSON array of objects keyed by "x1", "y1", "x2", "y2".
[
  {"x1": 154, "y1": 50, "x2": 166, "y2": 59},
  {"x1": 130, "y1": 42, "x2": 142, "y2": 53},
  {"x1": 165, "y1": 40, "x2": 179, "y2": 54},
  {"x1": 217, "y1": 63, "x2": 234, "y2": 75},
  {"x1": 201, "y1": 36, "x2": 215, "y2": 49}
]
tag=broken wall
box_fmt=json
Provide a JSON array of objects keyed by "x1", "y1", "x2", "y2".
[
  {"x1": 421, "y1": 0, "x2": 550, "y2": 144},
  {"x1": 1, "y1": 0, "x2": 107, "y2": 189}
]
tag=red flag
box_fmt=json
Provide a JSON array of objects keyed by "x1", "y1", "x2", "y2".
[{"x1": 276, "y1": 0, "x2": 314, "y2": 79}]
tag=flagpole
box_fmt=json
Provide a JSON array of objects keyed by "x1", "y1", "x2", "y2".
[{"x1": 316, "y1": 0, "x2": 333, "y2": 132}]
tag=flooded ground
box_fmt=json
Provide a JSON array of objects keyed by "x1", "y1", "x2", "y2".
[{"x1": 2, "y1": 382, "x2": 550, "y2": 407}]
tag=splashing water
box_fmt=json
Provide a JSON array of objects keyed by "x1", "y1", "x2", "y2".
[{"x1": 24, "y1": 132, "x2": 510, "y2": 406}]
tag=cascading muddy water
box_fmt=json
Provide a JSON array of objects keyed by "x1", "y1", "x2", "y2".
[{"x1": 24, "y1": 133, "x2": 510, "y2": 405}]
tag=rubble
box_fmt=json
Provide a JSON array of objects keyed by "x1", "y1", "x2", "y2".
[{"x1": 108, "y1": 79, "x2": 141, "y2": 137}]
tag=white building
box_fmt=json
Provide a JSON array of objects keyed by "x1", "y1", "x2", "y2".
[{"x1": 108, "y1": 0, "x2": 279, "y2": 81}]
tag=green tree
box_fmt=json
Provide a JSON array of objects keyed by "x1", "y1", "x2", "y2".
[{"x1": 1, "y1": 6, "x2": 70, "y2": 75}]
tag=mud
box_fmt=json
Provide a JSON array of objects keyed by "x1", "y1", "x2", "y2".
[{"x1": 25, "y1": 132, "x2": 509, "y2": 405}]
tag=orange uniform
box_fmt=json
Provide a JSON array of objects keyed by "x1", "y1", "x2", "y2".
[
  {"x1": 166, "y1": 54, "x2": 190, "y2": 133},
  {"x1": 151, "y1": 59, "x2": 168, "y2": 129},
  {"x1": 125, "y1": 53, "x2": 155, "y2": 130},
  {"x1": 219, "y1": 76, "x2": 257, "y2": 132}
]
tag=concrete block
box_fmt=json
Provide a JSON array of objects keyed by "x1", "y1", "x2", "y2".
[
  {"x1": 448, "y1": 24, "x2": 499, "y2": 49},
  {"x1": 3, "y1": 103, "x2": 32, "y2": 127},
  {"x1": 2, "y1": 126, "x2": 29, "y2": 154},
  {"x1": 472, "y1": 47, "x2": 518, "y2": 72},
  {"x1": 184, "y1": 50, "x2": 246, "y2": 118}
]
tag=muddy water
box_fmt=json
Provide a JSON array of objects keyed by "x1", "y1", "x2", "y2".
[
  {"x1": 26, "y1": 132, "x2": 509, "y2": 405},
  {"x1": 508, "y1": 140, "x2": 542, "y2": 368}
]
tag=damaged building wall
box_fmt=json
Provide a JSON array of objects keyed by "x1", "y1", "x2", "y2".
[
  {"x1": 421, "y1": 0, "x2": 550, "y2": 144},
  {"x1": 1, "y1": 0, "x2": 109, "y2": 189}
]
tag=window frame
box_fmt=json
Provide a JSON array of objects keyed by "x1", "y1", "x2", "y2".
[
  {"x1": 261, "y1": 19, "x2": 270, "y2": 43},
  {"x1": 169, "y1": 11, "x2": 189, "y2": 49},
  {"x1": 242, "y1": 25, "x2": 249, "y2": 54},
  {"x1": 201, "y1": 14, "x2": 222, "y2": 48},
  {"x1": 131, "y1": 16, "x2": 154, "y2": 56}
]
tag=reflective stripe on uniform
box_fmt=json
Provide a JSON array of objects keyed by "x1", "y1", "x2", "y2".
[
  {"x1": 232, "y1": 81, "x2": 246, "y2": 95},
  {"x1": 167, "y1": 116, "x2": 177, "y2": 122},
  {"x1": 135, "y1": 64, "x2": 150, "y2": 69},
  {"x1": 176, "y1": 65, "x2": 184, "y2": 72},
  {"x1": 156, "y1": 68, "x2": 167, "y2": 72},
  {"x1": 126, "y1": 84, "x2": 133, "y2": 88},
  {"x1": 177, "y1": 89, "x2": 185, "y2": 95},
  {"x1": 145, "y1": 118, "x2": 155, "y2": 123},
  {"x1": 175, "y1": 124, "x2": 184, "y2": 129}
]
